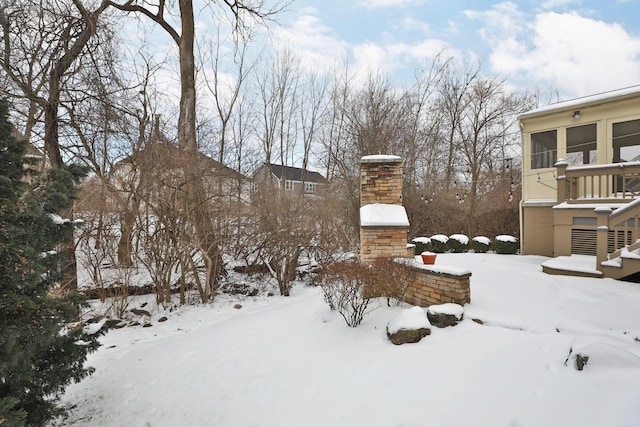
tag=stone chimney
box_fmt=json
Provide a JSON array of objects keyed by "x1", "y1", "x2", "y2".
[
  {"x1": 359, "y1": 155, "x2": 410, "y2": 263},
  {"x1": 360, "y1": 155, "x2": 403, "y2": 206}
]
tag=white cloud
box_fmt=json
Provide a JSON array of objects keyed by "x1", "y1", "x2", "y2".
[
  {"x1": 466, "y1": 3, "x2": 640, "y2": 97},
  {"x1": 272, "y1": 14, "x2": 350, "y2": 73},
  {"x1": 273, "y1": 12, "x2": 453, "y2": 86},
  {"x1": 464, "y1": 2, "x2": 524, "y2": 44},
  {"x1": 393, "y1": 18, "x2": 431, "y2": 35},
  {"x1": 347, "y1": 38, "x2": 454, "y2": 86},
  {"x1": 540, "y1": 0, "x2": 579, "y2": 10},
  {"x1": 518, "y1": 12, "x2": 640, "y2": 96},
  {"x1": 357, "y1": 0, "x2": 426, "y2": 9}
]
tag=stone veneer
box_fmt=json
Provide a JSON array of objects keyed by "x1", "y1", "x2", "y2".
[
  {"x1": 359, "y1": 155, "x2": 408, "y2": 264},
  {"x1": 398, "y1": 261, "x2": 471, "y2": 307},
  {"x1": 359, "y1": 154, "x2": 471, "y2": 307},
  {"x1": 360, "y1": 227, "x2": 409, "y2": 262},
  {"x1": 360, "y1": 155, "x2": 403, "y2": 206}
]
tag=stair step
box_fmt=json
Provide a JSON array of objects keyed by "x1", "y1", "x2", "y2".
[{"x1": 620, "y1": 248, "x2": 640, "y2": 259}]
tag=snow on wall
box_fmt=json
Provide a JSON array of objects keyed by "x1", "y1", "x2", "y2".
[
  {"x1": 360, "y1": 203, "x2": 409, "y2": 227},
  {"x1": 360, "y1": 154, "x2": 402, "y2": 163}
]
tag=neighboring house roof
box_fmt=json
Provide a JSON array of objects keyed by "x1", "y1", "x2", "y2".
[
  {"x1": 519, "y1": 84, "x2": 640, "y2": 120},
  {"x1": 114, "y1": 143, "x2": 248, "y2": 181},
  {"x1": 265, "y1": 163, "x2": 328, "y2": 184},
  {"x1": 10, "y1": 128, "x2": 43, "y2": 159}
]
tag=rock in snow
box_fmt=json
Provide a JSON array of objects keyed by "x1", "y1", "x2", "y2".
[
  {"x1": 427, "y1": 303, "x2": 464, "y2": 328},
  {"x1": 387, "y1": 306, "x2": 431, "y2": 345}
]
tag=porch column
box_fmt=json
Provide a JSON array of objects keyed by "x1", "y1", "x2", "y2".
[
  {"x1": 555, "y1": 160, "x2": 568, "y2": 203},
  {"x1": 595, "y1": 207, "x2": 611, "y2": 268}
]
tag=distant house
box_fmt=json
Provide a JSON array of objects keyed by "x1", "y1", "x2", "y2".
[
  {"x1": 519, "y1": 84, "x2": 640, "y2": 279},
  {"x1": 252, "y1": 163, "x2": 329, "y2": 195},
  {"x1": 11, "y1": 128, "x2": 46, "y2": 173},
  {"x1": 112, "y1": 143, "x2": 251, "y2": 205}
]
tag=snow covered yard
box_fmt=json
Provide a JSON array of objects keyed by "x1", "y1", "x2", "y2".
[{"x1": 53, "y1": 253, "x2": 640, "y2": 427}]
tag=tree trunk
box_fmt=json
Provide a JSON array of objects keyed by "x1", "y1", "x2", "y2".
[
  {"x1": 117, "y1": 210, "x2": 135, "y2": 267},
  {"x1": 178, "y1": 0, "x2": 223, "y2": 299}
]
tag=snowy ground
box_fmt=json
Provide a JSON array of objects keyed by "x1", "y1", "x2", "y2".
[{"x1": 52, "y1": 253, "x2": 640, "y2": 427}]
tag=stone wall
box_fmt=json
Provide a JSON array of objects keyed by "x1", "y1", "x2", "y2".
[
  {"x1": 398, "y1": 261, "x2": 471, "y2": 307},
  {"x1": 359, "y1": 155, "x2": 408, "y2": 264},
  {"x1": 360, "y1": 227, "x2": 410, "y2": 263},
  {"x1": 358, "y1": 154, "x2": 471, "y2": 307},
  {"x1": 360, "y1": 155, "x2": 403, "y2": 206}
]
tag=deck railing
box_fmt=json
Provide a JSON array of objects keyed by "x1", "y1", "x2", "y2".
[
  {"x1": 556, "y1": 160, "x2": 640, "y2": 203},
  {"x1": 555, "y1": 160, "x2": 640, "y2": 270}
]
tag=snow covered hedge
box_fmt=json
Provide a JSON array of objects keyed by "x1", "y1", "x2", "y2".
[
  {"x1": 430, "y1": 234, "x2": 449, "y2": 253},
  {"x1": 447, "y1": 234, "x2": 469, "y2": 253},
  {"x1": 471, "y1": 236, "x2": 491, "y2": 253},
  {"x1": 494, "y1": 235, "x2": 519, "y2": 254},
  {"x1": 409, "y1": 234, "x2": 515, "y2": 254},
  {"x1": 411, "y1": 237, "x2": 432, "y2": 255}
]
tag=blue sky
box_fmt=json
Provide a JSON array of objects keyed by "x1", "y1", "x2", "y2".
[{"x1": 274, "y1": 0, "x2": 640, "y2": 99}]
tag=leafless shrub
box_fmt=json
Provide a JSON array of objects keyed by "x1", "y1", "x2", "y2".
[
  {"x1": 318, "y1": 257, "x2": 413, "y2": 326},
  {"x1": 317, "y1": 261, "x2": 376, "y2": 327},
  {"x1": 251, "y1": 189, "x2": 314, "y2": 296}
]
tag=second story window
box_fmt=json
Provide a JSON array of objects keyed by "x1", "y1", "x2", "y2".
[
  {"x1": 531, "y1": 130, "x2": 557, "y2": 169},
  {"x1": 613, "y1": 118, "x2": 640, "y2": 163},
  {"x1": 305, "y1": 182, "x2": 317, "y2": 193},
  {"x1": 285, "y1": 180, "x2": 294, "y2": 191},
  {"x1": 567, "y1": 123, "x2": 597, "y2": 165}
]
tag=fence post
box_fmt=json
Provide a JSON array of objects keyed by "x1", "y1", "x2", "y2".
[
  {"x1": 595, "y1": 206, "x2": 612, "y2": 269},
  {"x1": 555, "y1": 159, "x2": 568, "y2": 203}
]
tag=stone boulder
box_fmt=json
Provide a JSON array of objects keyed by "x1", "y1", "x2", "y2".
[
  {"x1": 427, "y1": 303, "x2": 464, "y2": 328},
  {"x1": 387, "y1": 306, "x2": 431, "y2": 345}
]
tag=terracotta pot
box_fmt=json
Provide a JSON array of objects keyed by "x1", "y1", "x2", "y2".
[{"x1": 421, "y1": 252, "x2": 437, "y2": 265}]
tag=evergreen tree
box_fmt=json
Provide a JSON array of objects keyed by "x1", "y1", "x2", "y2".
[{"x1": 0, "y1": 99, "x2": 101, "y2": 426}]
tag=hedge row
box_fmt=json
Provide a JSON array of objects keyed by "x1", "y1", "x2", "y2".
[{"x1": 411, "y1": 234, "x2": 519, "y2": 255}]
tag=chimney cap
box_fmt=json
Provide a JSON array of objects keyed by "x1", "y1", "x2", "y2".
[{"x1": 361, "y1": 154, "x2": 402, "y2": 164}]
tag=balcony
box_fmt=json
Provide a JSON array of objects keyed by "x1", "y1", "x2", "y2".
[
  {"x1": 556, "y1": 160, "x2": 640, "y2": 203},
  {"x1": 550, "y1": 160, "x2": 640, "y2": 279}
]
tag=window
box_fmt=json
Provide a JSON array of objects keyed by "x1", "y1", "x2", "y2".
[
  {"x1": 531, "y1": 130, "x2": 557, "y2": 169},
  {"x1": 572, "y1": 217, "x2": 597, "y2": 226},
  {"x1": 613, "y1": 119, "x2": 640, "y2": 163},
  {"x1": 611, "y1": 119, "x2": 640, "y2": 193},
  {"x1": 305, "y1": 182, "x2": 317, "y2": 193},
  {"x1": 566, "y1": 124, "x2": 597, "y2": 165},
  {"x1": 284, "y1": 180, "x2": 294, "y2": 191}
]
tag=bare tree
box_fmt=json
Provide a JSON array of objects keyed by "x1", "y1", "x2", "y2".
[
  {"x1": 199, "y1": 25, "x2": 255, "y2": 166},
  {"x1": 436, "y1": 61, "x2": 481, "y2": 191},
  {"x1": 107, "y1": 0, "x2": 287, "y2": 294},
  {"x1": 455, "y1": 77, "x2": 531, "y2": 236},
  {"x1": 0, "y1": 0, "x2": 113, "y2": 168},
  {"x1": 298, "y1": 67, "x2": 329, "y2": 186},
  {"x1": 0, "y1": 0, "x2": 117, "y2": 289},
  {"x1": 253, "y1": 48, "x2": 301, "y2": 167}
]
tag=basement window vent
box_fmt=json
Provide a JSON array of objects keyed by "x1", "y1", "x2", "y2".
[{"x1": 571, "y1": 229, "x2": 596, "y2": 256}]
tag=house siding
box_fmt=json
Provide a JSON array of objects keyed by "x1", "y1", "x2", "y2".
[{"x1": 520, "y1": 86, "x2": 640, "y2": 257}]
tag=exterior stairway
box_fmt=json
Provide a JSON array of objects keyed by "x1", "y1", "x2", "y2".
[
  {"x1": 600, "y1": 241, "x2": 640, "y2": 279},
  {"x1": 545, "y1": 161, "x2": 640, "y2": 280}
]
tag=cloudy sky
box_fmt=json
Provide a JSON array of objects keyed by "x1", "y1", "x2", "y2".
[{"x1": 275, "y1": 0, "x2": 640, "y2": 99}]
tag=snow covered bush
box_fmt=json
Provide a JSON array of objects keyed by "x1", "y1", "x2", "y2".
[
  {"x1": 447, "y1": 234, "x2": 469, "y2": 253},
  {"x1": 471, "y1": 236, "x2": 491, "y2": 253},
  {"x1": 494, "y1": 235, "x2": 519, "y2": 254},
  {"x1": 318, "y1": 261, "x2": 375, "y2": 327},
  {"x1": 317, "y1": 258, "x2": 408, "y2": 326},
  {"x1": 411, "y1": 237, "x2": 432, "y2": 255},
  {"x1": 430, "y1": 234, "x2": 449, "y2": 253}
]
